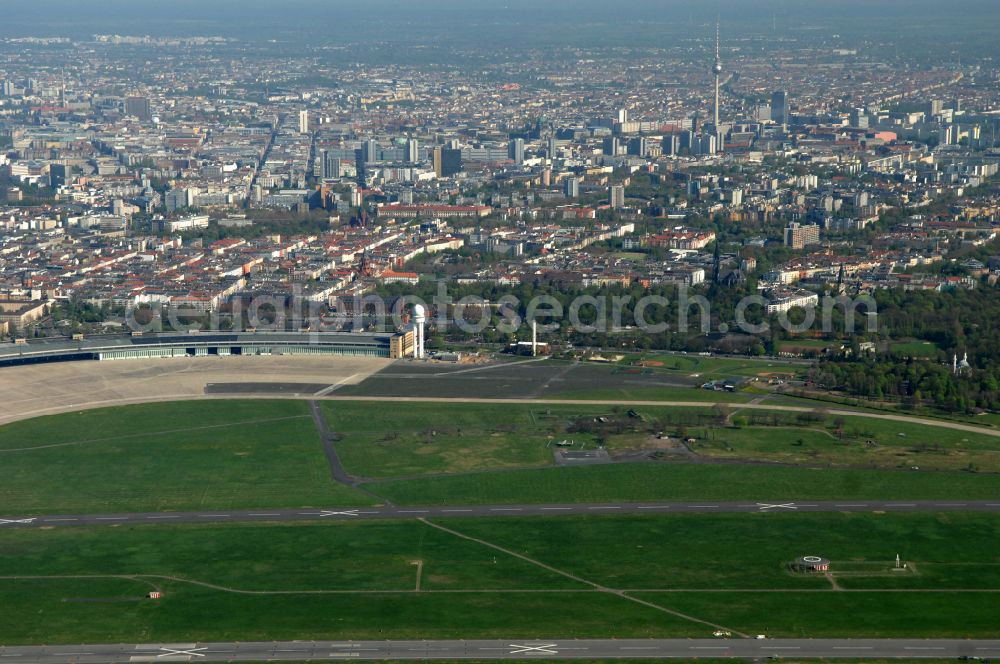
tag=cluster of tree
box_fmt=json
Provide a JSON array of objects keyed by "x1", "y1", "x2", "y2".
[
  {"x1": 808, "y1": 286, "x2": 1000, "y2": 411},
  {"x1": 810, "y1": 358, "x2": 1000, "y2": 413}
]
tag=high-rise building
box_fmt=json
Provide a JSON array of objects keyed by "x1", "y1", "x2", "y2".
[
  {"x1": 164, "y1": 188, "x2": 194, "y2": 213},
  {"x1": 362, "y1": 139, "x2": 379, "y2": 163},
  {"x1": 405, "y1": 138, "x2": 420, "y2": 163},
  {"x1": 771, "y1": 90, "x2": 788, "y2": 125},
  {"x1": 627, "y1": 136, "x2": 648, "y2": 157},
  {"x1": 508, "y1": 137, "x2": 525, "y2": 165},
  {"x1": 0, "y1": 80, "x2": 15, "y2": 97},
  {"x1": 433, "y1": 147, "x2": 462, "y2": 177},
  {"x1": 322, "y1": 151, "x2": 342, "y2": 179},
  {"x1": 609, "y1": 184, "x2": 626, "y2": 209},
  {"x1": 298, "y1": 110, "x2": 309, "y2": 134},
  {"x1": 679, "y1": 130, "x2": 696, "y2": 151},
  {"x1": 602, "y1": 136, "x2": 620, "y2": 156},
  {"x1": 927, "y1": 99, "x2": 944, "y2": 117},
  {"x1": 49, "y1": 163, "x2": 69, "y2": 188},
  {"x1": 697, "y1": 133, "x2": 717, "y2": 155},
  {"x1": 125, "y1": 96, "x2": 152, "y2": 122},
  {"x1": 662, "y1": 134, "x2": 680, "y2": 156},
  {"x1": 354, "y1": 148, "x2": 367, "y2": 186},
  {"x1": 548, "y1": 136, "x2": 558, "y2": 159},
  {"x1": 784, "y1": 222, "x2": 821, "y2": 249},
  {"x1": 563, "y1": 177, "x2": 579, "y2": 198}
]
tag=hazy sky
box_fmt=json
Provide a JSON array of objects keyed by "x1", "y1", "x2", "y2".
[{"x1": 2, "y1": 0, "x2": 997, "y2": 52}]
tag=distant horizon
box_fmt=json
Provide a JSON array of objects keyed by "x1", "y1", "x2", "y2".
[{"x1": 1, "y1": 0, "x2": 998, "y2": 47}]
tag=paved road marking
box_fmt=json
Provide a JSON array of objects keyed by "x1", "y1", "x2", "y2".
[
  {"x1": 197, "y1": 515, "x2": 230, "y2": 518},
  {"x1": 397, "y1": 510, "x2": 428, "y2": 514},
  {"x1": 507, "y1": 643, "x2": 560, "y2": 655},
  {"x1": 587, "y1": 506, "x2": 621, "y2": 510},
  {"x1": 441, "y1": 509, "x2": 473, "y2": 513},
  {"x1": 43, "y1": 518, "x2": 78, "y2": 522},
  {"x1": 319, "y1": 510, "x2": 360, "y2": 517},
  {"x1": 835, "y1": 504, "x2": 869, "y2": 507},
  {"x1": 541, "y1": 507, "x2": 572, "y2": 511},
  {"x1": 636, "y1": 506, "x2": 669, "y2": 510},
  {"x1": 96, "y1": 517, "x2": 127, "y2": 521},
  {"x1": 148, "y1": 516, "x2": 180, "y2": 520},
  {"x1": 157, "y1": 647, "x2": 207, "y2": 658},
  {"x1": 757, "y1": 502, "x2": 797, "y2": 511},
  {"x1": 904, "y1": 647, "x2": 948, "y2": 651},
  {"x1": 833, "y1": 646, "x2": 874, "y2": 650},
  {"x1": 249, "y1": 513, "x2": 281, "y2": 517},
  {"x1": 490, "y1": 508, "x2": 523, "y2": 512}
]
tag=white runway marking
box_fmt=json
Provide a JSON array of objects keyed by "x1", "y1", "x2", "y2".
[
  {"x1": 157, "y1": 646, "x2": 207, "y2": 657},
  {"x1": 0, "y1": 518, "x2": 35, "y2": 525},
  {"x1": 319, "y1": 510, "x2": 360, "y2": 517},
  {"x1": 757, "y1": 502, "x2": 797, "y2": 511},
  {"x1": 507, "y1": 643, "x2": 560, "y2": 655}
]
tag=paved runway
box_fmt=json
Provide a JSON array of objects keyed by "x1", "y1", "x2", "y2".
[
  {"x1": 2, "y1": 639, "x2": 999, "y2": 662},
  {"x1": 3, "y1": 500, "x2": 999, "y2": 529}
]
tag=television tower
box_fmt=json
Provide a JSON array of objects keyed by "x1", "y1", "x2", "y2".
[{"x1": 712, "y1": 20, "x2": 722, "y2": 132}]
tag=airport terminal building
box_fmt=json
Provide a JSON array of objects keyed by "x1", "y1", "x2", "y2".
[{"x1": 0, "y1": 331, "x2": 411, "y2": 367}]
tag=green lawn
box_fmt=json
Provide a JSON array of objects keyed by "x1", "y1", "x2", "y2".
[
  {"x1": 890, "y1": 340, "x2": 943, "y2": 359},
  {"x1": 4, "y1": 399, "x2": 999, "y2": 512},
  {"x1": 633, "y1": 591, "x2": 999, "y2": 638},
  {"x1": 550, "y1": 386, "x2": 753, "y2": 402},
  {"x1": 448, "y1": 513, "x2": 1000, "y2": 591},
  {"x1": 0, "y1": 400, "x2": 370, "y2": 513},
  {"x1": 0, "y1": 580, "x2": 686, "y2": 644},
  {"x1": 627, "y1": 354, "x2": 807, "y2": 379},
  {"x1": 1, "y1": 513, "x2": 996, "y2": 643},
  {"x1": 322, "y1": 401, "x2": 618, "y2": 478},
  {"x1": 324, "y1": 401, "x2": 725, "y2": 478},
  {"x1": 368, "y1": 462, "x2": 1000, "y2": 505},
  {"x1": 0, "y1": 521, "x2": 582, "y2": 592},
  {"x1": 688, "y1": 419, "x2": 1000, "y2": 471}
]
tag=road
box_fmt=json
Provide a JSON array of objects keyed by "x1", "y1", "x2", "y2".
[
  {"x1": 2, "y1": 639, "x2": 999, "y2": 662},
  {"x1": 3, "y1": 500, "x2": 999, "y2": 529}
]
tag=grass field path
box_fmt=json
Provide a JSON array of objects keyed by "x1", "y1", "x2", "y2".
[{"x1": 420, "y1": 519, "x2": 750, "y2": 638}]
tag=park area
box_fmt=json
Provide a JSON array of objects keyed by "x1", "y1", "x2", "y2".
[
  {"x1": 0, "y1": 513, "x2": 996, "y2": 644},
  {"x1": 1, "y1": 399, "x2": 1000, "y2": 513}
]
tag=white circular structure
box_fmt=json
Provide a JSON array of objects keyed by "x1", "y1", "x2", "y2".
[{"x1": 412, "y1": 304, "x2": 426, "y2": 359}]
